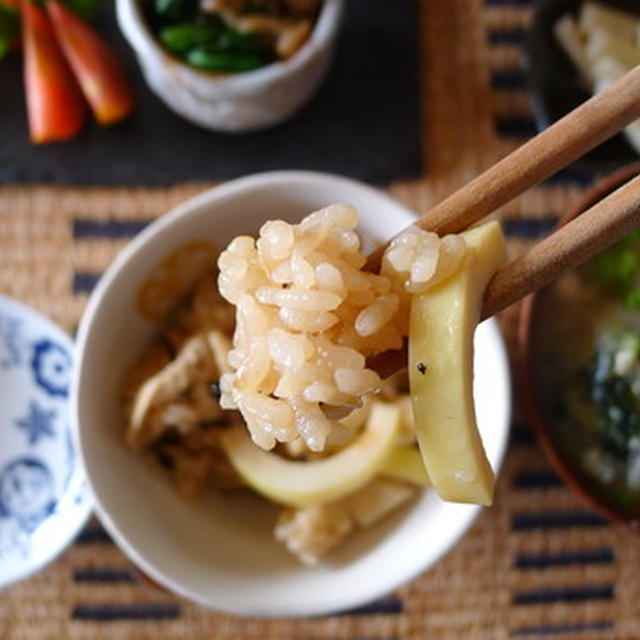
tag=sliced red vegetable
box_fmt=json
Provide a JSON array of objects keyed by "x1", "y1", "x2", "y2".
[
  {"x1": 22, "y1": 1, "x2": 86, "y2": 144},
  {"x1": 46, "y1": 0, "x2": 134, "y2": 126}
]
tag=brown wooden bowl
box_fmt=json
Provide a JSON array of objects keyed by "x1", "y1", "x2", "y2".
[{"x1": 519, "y1": 162, "x2": 640, "y2": 531}]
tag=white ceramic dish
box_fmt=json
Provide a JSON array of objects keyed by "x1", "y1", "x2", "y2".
[
  {"x1": 0, "y1": 295, "x2": 92, "y2": 589},
  {"x1": 116, "y1": 0, "x2": 344, "y2": 132},
  {"x1": 72, "y1": 171, "x2": 511, "y2": 617}
]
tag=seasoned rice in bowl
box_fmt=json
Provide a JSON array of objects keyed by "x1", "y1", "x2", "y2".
[
  {"x1": 73, "y1": 171, "x2": 511, "y2": 615},
  {"x1": 123, "y1": 203, "x2": 467, "y2": 563},
  {"x1": 217, "y1": 203, "x2": 465, "y2": 452}
]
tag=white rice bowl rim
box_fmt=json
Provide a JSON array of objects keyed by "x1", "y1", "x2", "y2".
[{"x1": 72, "y1": 171, "x2": 511, "y2": 617}]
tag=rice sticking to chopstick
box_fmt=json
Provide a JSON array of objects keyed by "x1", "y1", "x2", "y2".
[{"x1": 216, "y1": 204, "x2": 466, "y2": 452}]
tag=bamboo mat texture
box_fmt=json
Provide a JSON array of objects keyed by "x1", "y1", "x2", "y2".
[{"x1": 1, "y1": 0, "x2": 640, "y2": 638}]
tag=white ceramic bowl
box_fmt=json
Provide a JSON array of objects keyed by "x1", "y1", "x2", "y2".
[
  {"x1": 72, "y1": 171, "x2": 511, "y2": 617},
  {"x1": 116, "y1": 0, "x2": 344, "y2": 132}
]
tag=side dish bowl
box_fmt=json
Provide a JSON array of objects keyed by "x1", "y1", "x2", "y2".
[
  {"x1": 519, "y1": 163, "x2": 640, "y2": 530},
  {"x1": 525, "y1": 0, "x2": 638, "y2": 173},
  {"x1": 116, "y1": 0, "x2": 344, "y2": 132},
  {"x1": 72, "y1": 171, "x2": 511, "y2": 616}
]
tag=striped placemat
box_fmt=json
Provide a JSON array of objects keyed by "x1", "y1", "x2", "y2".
[{"x1": 1, "y1": 0, "x2": 639, "y2": 638}]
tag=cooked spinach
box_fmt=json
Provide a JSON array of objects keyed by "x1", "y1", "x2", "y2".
[
  {"x1": 186, "y1": 47, "x2": 269, "y2": 72},
  {"x1": 159, "y1": 22, "x2": 223, "y2": 53},
  {"x1": 147, "y1": 0, "x2": 278, "y2": 73}
]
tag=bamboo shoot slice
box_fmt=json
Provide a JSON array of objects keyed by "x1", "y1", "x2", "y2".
[
  {"x1": 220, "y1": 401, "x2": 400, "y2": 507},
  {"x1": 381, "y1": 444, "x2": 430, "y2": 487},
  {"x1": 409, "y1": 221, "x2": 507, "y2": 505}
]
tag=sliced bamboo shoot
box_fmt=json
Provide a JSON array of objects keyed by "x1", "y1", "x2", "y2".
[
  {"x1": 579, "y1": 2, "x2": 639, "y2": 42},
  {"x1": 409, "y1": 221, "x2": 507, "y2": 505},
  {"x1": 381, "y1": 444, "x2": 430, "y2": 487},
  {"x1": 220, "y1": 401, "x2": 400, "y2": 507}
]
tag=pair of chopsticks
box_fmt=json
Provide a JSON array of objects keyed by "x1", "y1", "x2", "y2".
[{"x1": 367, "y1": 64, "x2": 640, "y2": 379}]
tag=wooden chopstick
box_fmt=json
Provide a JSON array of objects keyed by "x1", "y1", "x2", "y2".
[
  {"x1": 367, "y1": 173, "x2": 640, "y2": 379},
  {"x1": 481, "y1": 173, "x2": 640, "y2": 319},
  {"x1": 365, "y1": 64, "x2": 640, "y2": 272},
  {"x1": 364, "y1": 65, "x2": 640, "y2": 380}
]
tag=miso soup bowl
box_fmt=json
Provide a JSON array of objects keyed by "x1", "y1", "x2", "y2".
[
  {"x1": 72, "y1": 171, "x2": 511, "y2": 617},
  {"x1": 519, "y1": 163, "x2": 640, "y2": 530}
]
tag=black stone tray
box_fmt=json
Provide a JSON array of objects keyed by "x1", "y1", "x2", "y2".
[{"x1": 0, "y1": 0, "x2": 420, "y2": 185}]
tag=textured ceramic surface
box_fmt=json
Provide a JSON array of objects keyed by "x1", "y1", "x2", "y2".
[
  {"x1": 0, "y1": 295, "x2": 92, "y2": 589},
  {"x1": 116, "y1": 0, "x2": 344, "y2": 132}
]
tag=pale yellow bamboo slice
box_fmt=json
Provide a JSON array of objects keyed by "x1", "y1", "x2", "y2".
[{"x1": 408, "y1": 222, "x2": 507, "y2": 506}]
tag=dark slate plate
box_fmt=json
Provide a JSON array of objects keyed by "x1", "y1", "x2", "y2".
[
  {"x1": 0, "y1": 0, "x2": 420, "y2": 185},
  {"x1": 525, "y1": 0, "x2": 639, "y2": 173}
]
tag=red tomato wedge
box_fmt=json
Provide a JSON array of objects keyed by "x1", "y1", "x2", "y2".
[
  {"x1": 46, "y1": 0, "x2": 135, "y2": 126},
  {"x1": 22, "y1": 1, "x2": 86, "y2": 144}
]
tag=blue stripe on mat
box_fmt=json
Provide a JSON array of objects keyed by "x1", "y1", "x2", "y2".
[
  {"x1": 512, "y1": 469, "x2": 563, "y2": 489},
  {"x1": 71, "y1": 603, "x2": 180, "y2": 621},
  {"x1": 513, "y1": 583, "x2": 613, "y2": 605},
  {"x1": 338, "y1": 597, "x2": 403, "y2": 616},
  {"x1": 73, "y1": 568, "x2": 138, "y2": 583},
  {"x1": 503, "y1": 218, "x2": 558, "y2": 238},
  {"x1": 485, "y1": 0, "x2": 532, "y2": 6},
  {"x1": 512, "y1": 511, "x2": 608, "y2": 531},
  {"x1": 488, "y1": 28, "x2": 527, "y2": 46},
  {"x1": 74, "y1": 525, "x2": 114, "y2": 545},
  {"x1": 491, "y1": 70, "x2": 526, "y2": 90},
  {"x1": 515, "y1": 547, "x2": 614, "y2": 569},
  {"x1": 542, "y1": 166, "x2": 595, "y2": 187},
  {"x1": 73, "y1": 272, "x2": 102, "y2": 294},
  {"x1": 73, "y1": 219, "x2": 149, "y2": 239},
  {"x1": 511, "y1": 621, "x2": 614, "y2": 637},
  {"x1": 495, "y1": 117, "x2": 538, "y2": 138}
]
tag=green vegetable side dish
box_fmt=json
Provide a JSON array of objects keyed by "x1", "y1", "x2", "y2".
[
  {"x1": 145, "y1": 0, "x2": 320, "y2": 74},
  {"x1": 532, "y1": 228, "x2": 640, "y2": 517}
]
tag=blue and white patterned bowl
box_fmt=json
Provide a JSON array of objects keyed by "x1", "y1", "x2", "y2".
[{"x1": 0, "y1": 295, "x2": 92, "y2": 589}]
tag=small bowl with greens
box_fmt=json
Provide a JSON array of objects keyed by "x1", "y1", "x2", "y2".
[
  {"x1": 116, "y1": 0, "x2": 343, "y2": 131},
  {"x1": 520, "y1": 163, "x2": 640, "y2": 529}
]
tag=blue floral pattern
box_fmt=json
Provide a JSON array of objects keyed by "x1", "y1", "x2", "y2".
[
  {"x1": 14, "y1": 401, "x2": 57, "y2": 446},
  {"x1": 31, "y1": 339, "x2": 72, "y2": 398},
  {"x1": 0, "y1": 296, "x2": 92, "y2": 584},
  {"x1": 0, "y1": 312, "x2": 22, "y2": 370},
  {"x1": 0, "y1": 458, "x2": 56, "y2": 558}
]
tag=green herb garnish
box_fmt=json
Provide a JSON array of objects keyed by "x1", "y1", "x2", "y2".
[{"x1": 592, "y1": 229, "x2": 640, "y2": 307}]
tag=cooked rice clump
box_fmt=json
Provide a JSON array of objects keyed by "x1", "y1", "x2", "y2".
[{"x1": 217, "y1": 204, "x2": 466, "y2": 452}]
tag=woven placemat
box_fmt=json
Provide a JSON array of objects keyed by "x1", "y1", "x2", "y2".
[{"x1": 1, "y1": 0, "x2": 639, "y2": 638}]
